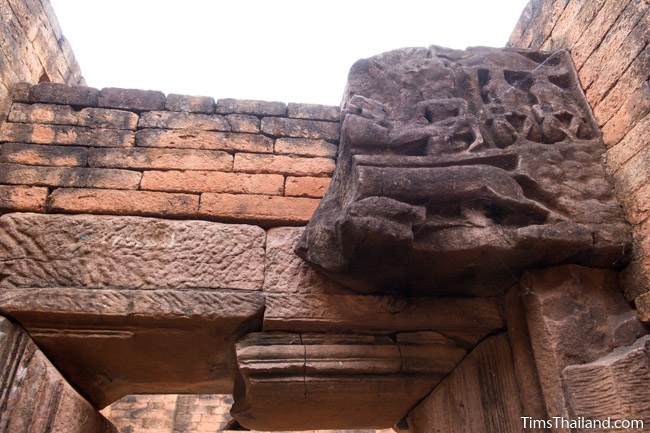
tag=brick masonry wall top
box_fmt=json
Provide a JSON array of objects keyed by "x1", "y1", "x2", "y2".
[{"x1": 0, "y1": 82, "x2": 340, "y2": 226}]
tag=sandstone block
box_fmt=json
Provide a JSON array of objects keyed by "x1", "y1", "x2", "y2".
[
  {"x1": 0, "y1": 316, "x2": 117, "y2": 433},
  {"x1": 166, "y1": 94, "x2": 215, "y2": 113},
  {"x1": 264, "y1": 226, "x2": 348, "y2": 294},
  {"x1": 49, "y1": 188, "x2": 199, "y2": 218},
  {"x1": 562, "y1": 335, "x2": 650, "y2": 424},
  {"x1": 138, "y1": 111, "x2": 230, "y2": 131},
  {"x1": 0, "y1": 163, "x2": 141, "y2": 189},
  {"x1": 8, "y1": 102, "x2": 78, "y2": 125},
  {"x1": 215, "y1": 98, "x2": 286, "y2": 116},
  {"x1": 614, "y1": 142, "x2": 650, "y2": 197},
  {"x1": 521, "y1": 265, "x2": 647, "y2": 422},
  {"x1": 226, "y1": 114, "x2": 260, "y2": 133},
  {"x1": 0, "y1": 287, "x2": 265, "y2": 407},
  {"x1": 200, "y1": 193, "x2": 319, "y2": 225},
  {"x1": 234, "y1": 153, "x2": 335, "y2": 176},
  {"x1": 78, "y1": 107, "x2": 139, "y2": 129},
  {"x1": 274, "y1": 137, "x2": 338, "y2": 157},
  {"x1": 261, "y1": 117, "x2": 340, "y2": 140},
  {"x1": 407, "y1": 334, "x2": 523, "y2": 433},
  {"x1": 141, "y1": 170, "x2": 283, "y2": 195},
  {"x1": 0, "y1": 185, "x2": 47, "y2": 212},
  {"x1": 287, "y1": 102, "x2": 340, "y2": 121},
  {"x1": 232, "y1": 332, "x2": 463, "y2": 430},
  {"x1": 285, "y1": 176, "x2": 330, "y2": 198},
  {"x1": 0, "y1": 213, "x2": 266, "y2": 291},
  {"x1": 0, "y1": 123, "x2": 135, "y2": 147},
  {"x1": 10, "y1": 82, "x2": 31, "y2": 102},
  {"x1": 98, "y1": 87, "x2": 166, "y2": 111},
  {"x1": 264, "y1": 293, "x2": 504, "y2": 334},
  {"x1": 0, "y1": 142, "x2": 88, "y2": 166},
  {"x1": 635, "y1": 291, "x2": 650, "y2": 322},
  {"x1": 88, "y1": 147, "x2": 233, "y2": 171},
  {"x1": 28, "y1": 82, "x2": 99, "y2": 106},
  {"x1": 136, "y1": 129, "x2": 273, "y2": 153}
]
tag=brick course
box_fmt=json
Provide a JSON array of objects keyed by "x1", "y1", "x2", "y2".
[{"x1": 0, "y1": 82, "x2": 340, "y2": 227}]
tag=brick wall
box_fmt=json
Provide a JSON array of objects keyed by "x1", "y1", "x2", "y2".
[
  {"x1": 0, "y1": 0, "x2": 83, "y2": 118},
  {"x1": 0, "y1": 82, "x2": 338, "y2": 225},
  {"x1": 509, "y1": 0, "x2": 650, "y2": 319}
]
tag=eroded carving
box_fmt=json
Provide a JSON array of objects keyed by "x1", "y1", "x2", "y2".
[{"x1": 297, "y1": 46, "x2": 630, "y2": 294}]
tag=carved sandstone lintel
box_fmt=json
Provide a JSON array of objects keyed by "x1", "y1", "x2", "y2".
[
  {"x1": 232, "y1": 331, "x2": 466, "y2": 430},
  {"x1": 297, "y1": 46, "x2": 630, "y2": 294}
]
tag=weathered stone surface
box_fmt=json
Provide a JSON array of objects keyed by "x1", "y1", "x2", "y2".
[
  {"x1": 0, "y1": 213, "x2": 266, "y2": 291},
  {"x1": 28, "y1": 82, "x2": 99, "y2": 106},
  {"x1": 200, "y1": 193, "x2": 319, "y2": 225},
  {"x1": 287, "y1": 102, "x2": 340, "y2": 121},
  {"x1": 0, "y1": 142, "x2": 88, "y2": 166},
  {"x1": 234, "y1": 153, "x2": 335, "y2": 176},
  {"x1": 0, "y1": 316, "x2": 116, "y2": 433},
  {"x1": 78, "y1": 107, "x2": 139, "y2": 130},
  {"x1": 261, "y1": 116, "x2": 340, "y2": 140},
  {"x1": 138, "y1": 111, "x2": 230, "y2": 131},
  {"x1": 274, "y1": 137, "x2": 338, "y2": 157},
  {"x1": 0, "y1": 163, "x2": 141, "y2": 189},
  {"x1": 602, "y1": 81, "x2": 650, "y2": 147},
  {"x1": 88, "y1": 147, "x2": 233, "y2": 171},
  {"x1": 285, "y1": 176, "x2": 331, "y2": 198},
  {"x1": 141, "y1": 170, "x2": 284, "y2": 195},
  {"x1": 136, "y1": 129, "x2": 273, "y2": 153},
  {"x1": 636, "y1": 291, "x2": 650, "y2": 322},
  {"x1": 0, "y1": 185, "x2": 47, "y2": 212},
  {"x1": 407, "y1": 334, "x2": 523, "y2": 433},
  {"x1": 8, "y1": 102, "x2": 78, "y2": 125},
  {"x1": 98, "y1": 87, "x2": 166, "y2": 111},
  {"x1": 166, "y1": 93, "x2": 215, "y2": 113},
  {"x1": 606, "y1": 113, "x2": 650, "y2": 175},
  {"x1": 0, "y1": 288, "x2": 265, "y2": 408},
  {"x1": 215, "y1": 98, "x2": 286, "y2": 116},
  {"x1": 0, "y1": 122, "x2": 135, "y2": 146},
  {"x1": 232, "y1": 332, "x2": 465, "y2": 430},
  {"x1": 226, "y1": 114, "x2": 260, "y2": 133},
  {"x1": 264, "y1": 293, "x2": 504, "y2": 335},
  {"x1": 298, "y1": 46, "x2": 629, "y2": 295},
  {"x1": 521, "y1": 265, "x2": 647, "y2": 423},
  {"x1": 49, "y1": 188, "x2": 199, "y2": 218},
  {"x1": 562, "y1": 335, "x2": 650, "y2": 425}
]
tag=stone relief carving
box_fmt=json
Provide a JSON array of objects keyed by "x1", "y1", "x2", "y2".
[{"x1": 297, "y1": 46, "x2": 630, "y2": 294}]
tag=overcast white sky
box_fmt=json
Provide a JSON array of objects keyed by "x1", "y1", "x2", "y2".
[{"x1": 51, "y1": 1, "x2": 529, "y2": 106}]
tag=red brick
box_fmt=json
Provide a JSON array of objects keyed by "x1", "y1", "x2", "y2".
[
  {"x1": 274, "y1": 137, "x2": 338, "y2": 157},
  {"x1": 48, "y1": 188, "x2": 199, "y2": 217},
  {"x1": 285, "y1": 176, "x2": 330, "y2": 198},
  {"x1": 602, "y1": 82, "x2": 650, "y2": 147},
  {"x1": 0, "y1": 143, "x2": 87, "y2": 166},
  {"x1": 261, "y1": 117, "x2": 339, "y2": 140},
  {"x1": 88, "y1": 147, "x2": 232, "y2": 171},
  {"x1": 8, "y1": 103, "x2": 77, "y2": 125},
  {"x1": 0, "y1": 163, "x2": 141, "y2": 189},
  {"x1": 98, "y1": 88, "x2": 165, "y2": 111},
  {"x1": 136, "y1": 129, "x2": 272, "y2": 153},
  {"x1": 215, "y1": 99, "x2": 286, "y2": 116},
  {"x1": 200, "y1": 193, "x2": 319, "y2": 225},
  {"x1": 226, "y1": 114, "x2": 260, "y2": 133},
  {"x1": 0, "y1": 185, "x2": 47, "y2": 212},
  {"x1": 287, "y1": 103, "x2": 339, "y2": 121},
  {"x1": 138, "y1": 111, "x2": 230, "y2": 131},
  {"x1": 234, "y1": 153, "x2": 335, "y2": 176},
  {"x1": 0, "y1": 123, "x2": 134, "y2": 147},
  {"x1": 141, "y1": 170, "x2": 283, "y2": 195},
  {"x1": 166, "y1": 94, "x2": 215, "y2": 113}
]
